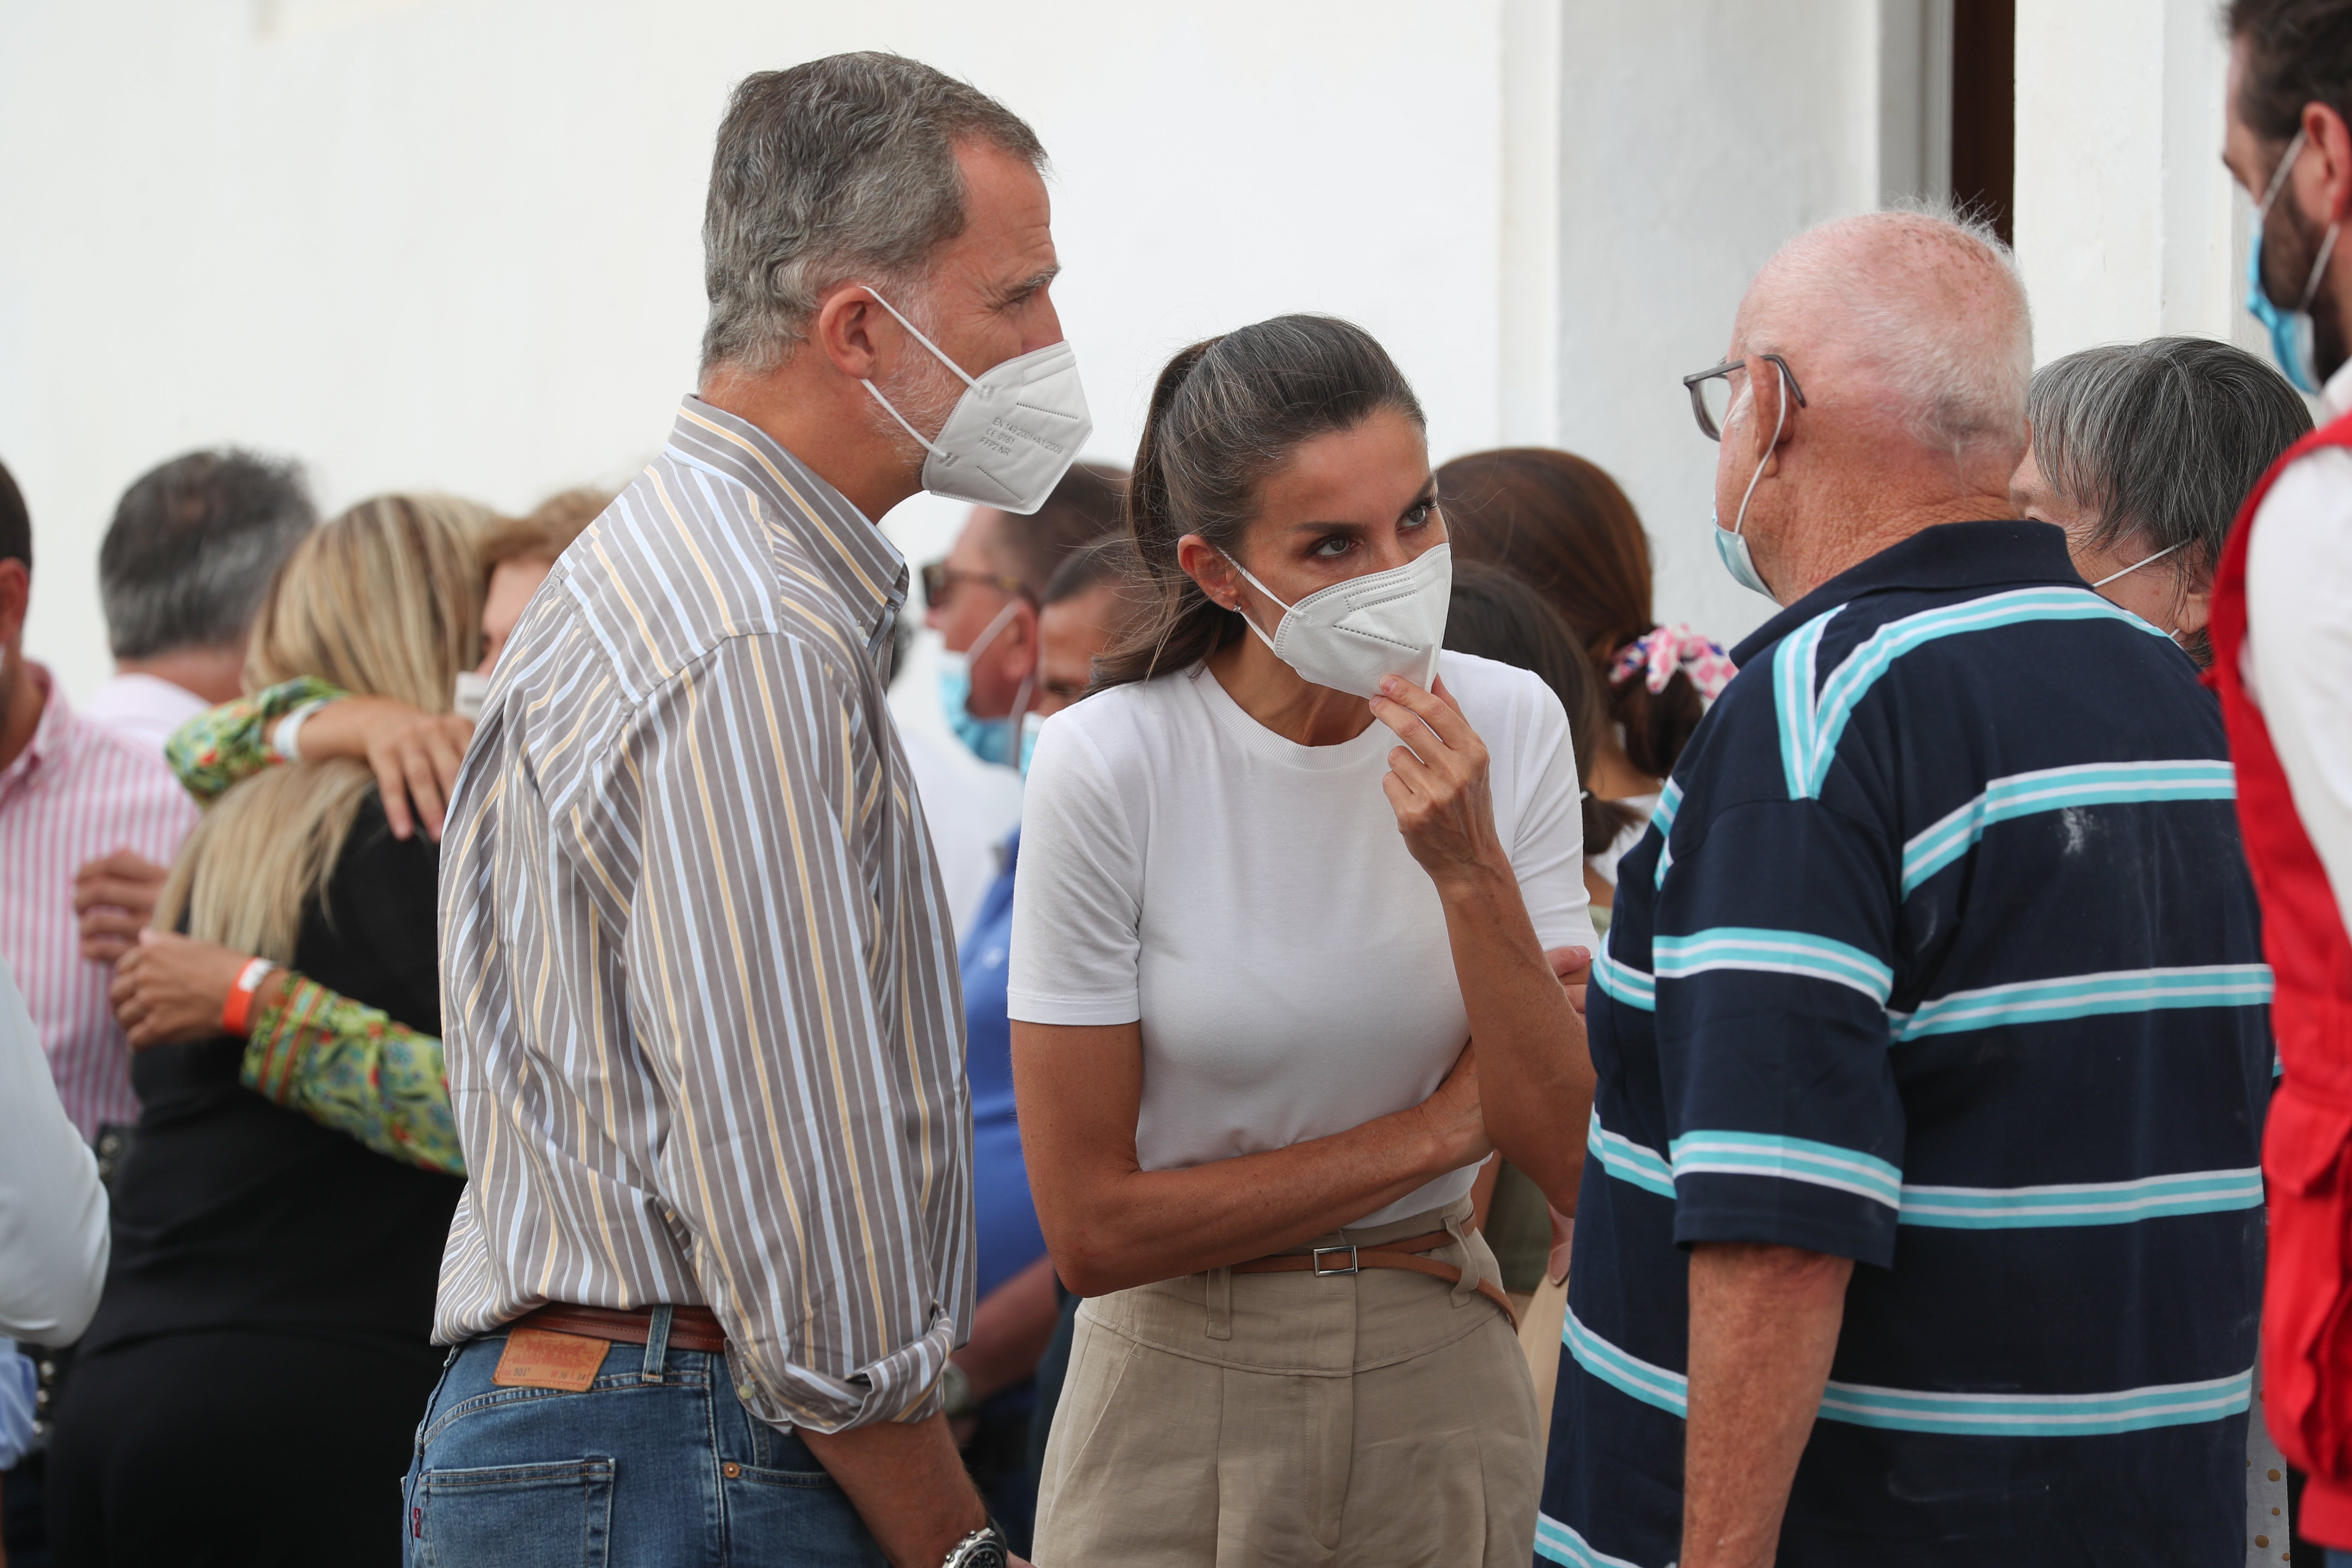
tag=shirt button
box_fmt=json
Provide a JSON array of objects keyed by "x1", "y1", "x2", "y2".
[
  {"x1": 737, "y1": 1385, "x2": 754, "y2": 1401},
  {"x1": 2270, "y1": 1468, "x2": 2283, "y2": 1482}
]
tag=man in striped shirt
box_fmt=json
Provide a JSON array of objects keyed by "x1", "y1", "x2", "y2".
[
  {"x1": 408, "y1": 56, "x2": 1082, "y2": 1568},
  {"x1": 1538, "y1": 213, "x2": 2272, "y2": 1566},
  {"x1": 0, "y1": 458, "x2": 197, "y2": 1141}
]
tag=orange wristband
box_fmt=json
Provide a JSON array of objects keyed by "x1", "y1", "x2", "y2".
[{"x1": 221, "y1": 958, "x2": 279, "y2": 1036}]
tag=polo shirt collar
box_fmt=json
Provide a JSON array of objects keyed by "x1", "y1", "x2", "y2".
[
  {"x1": 1731, "y1": 520, "x2": 2080, "y2": 665},
  {"x1": 666, "y1": 395, "x2": 910, "y2": 661}
]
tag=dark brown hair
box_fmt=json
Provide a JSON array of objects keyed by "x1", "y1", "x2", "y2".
[
  {"x1": 2228, "y1": 0, "x2": 2352, "y2": 142},
  {"x1": 1436, "y1": 447, "x2": 1700, "y2": 781},
  {"x1": 987, "y1": 461, "x2": 1129, "y2": 594},
  {"x1": 1098, "y1": 315, "x2": 1424, "y2": 688},
  {"x1": 1442, "y1": 561, "x2": 1639, "y2": 853}
]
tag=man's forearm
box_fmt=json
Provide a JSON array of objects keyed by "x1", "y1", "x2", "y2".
[
  {"x1": 1683, "y1": 1241, "x2": 1854, "y2": 1568},
  {"x1": 798, "y1": 1411, "x2": 988, "y2": 1567}
]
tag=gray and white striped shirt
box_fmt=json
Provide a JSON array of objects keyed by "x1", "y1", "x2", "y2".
[{"x1": 432, "y1": 397, "x2": 972, "y2": 1433}]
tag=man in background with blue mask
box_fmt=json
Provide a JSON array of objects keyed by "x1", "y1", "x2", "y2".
[
  {"x1": 922, "y1": 463, "x2": 1127, "y2": 774},
  {"x1": 2213, "y1": 6, "x2": 2352, "y2": 1562},
  {"x1": 1547, "y1": 210, "x2": 2272, "y2": 1568}
]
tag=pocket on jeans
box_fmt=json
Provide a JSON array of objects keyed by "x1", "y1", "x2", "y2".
[{"x1": 416, "y1": 1457, "x2": 615, "y2": 1568}]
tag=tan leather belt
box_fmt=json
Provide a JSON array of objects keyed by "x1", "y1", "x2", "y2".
[
  {"x1": 1230, "y1": 1229, "x2": 1518, "y2": 1328},
  {"x1": 513, "y1": 1302, "x2": 729, "y2": 1354}
]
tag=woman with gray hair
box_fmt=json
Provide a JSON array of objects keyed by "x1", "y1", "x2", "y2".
[{"x1": 2012, "y1": 335, "x2": 2311, "y2": 665}]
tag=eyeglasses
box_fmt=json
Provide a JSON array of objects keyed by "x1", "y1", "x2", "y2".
[
  {"x1": 1681, "y1": 353, "x2": 1808, "y2": 441},
  {"x1": 920, "y1": 561, "x2": 1033, "y2": 611}
]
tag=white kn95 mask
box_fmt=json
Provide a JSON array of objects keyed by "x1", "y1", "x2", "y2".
[
  {"x1": 858, "y1": 287, "x2": 1093, "y2": 516},
  {"x1": 1222, "y1": 542, "x2": 1454, "y2": 699}
]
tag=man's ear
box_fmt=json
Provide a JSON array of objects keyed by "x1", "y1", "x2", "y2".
[
  {"x1": 1741, "y1": 359, "x2": 1792, "y2": 472},
  {"x1": 0, "y1": 560, "x2": 28, "y2": 648},
  {"x1": 2304, "y1": 100, "x2": 2352, "y2": 224},
  {"x1": 810, "y1": 285, "x2": 893, "y2": 381}
]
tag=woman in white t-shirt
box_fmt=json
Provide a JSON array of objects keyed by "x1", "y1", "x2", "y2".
[{"x1": 1011, "y1": 316, "x2": 1599, "y2": 1565}]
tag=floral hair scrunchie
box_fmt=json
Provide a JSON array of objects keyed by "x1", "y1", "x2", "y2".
[{"x1": 1608, "y1": 624, "x2": 1737, "y2": 702}]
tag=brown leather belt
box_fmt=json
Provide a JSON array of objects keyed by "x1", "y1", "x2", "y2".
[
  {"x1": 513, "y1": 1302, "x2": 729, "y2": 1354},
  {"x1": 1230, "y1": 1229, "x2": 1518, "y2": 1328}
]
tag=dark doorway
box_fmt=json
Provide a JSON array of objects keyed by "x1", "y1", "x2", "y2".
[{"x1": 1951, "y1": 0, "x2": 2016, "y2": 245}]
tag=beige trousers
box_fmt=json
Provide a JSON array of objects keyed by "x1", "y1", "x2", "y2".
[{"x1": 1032, "y1": 1197, "x2": 1541, "y2": 1567}]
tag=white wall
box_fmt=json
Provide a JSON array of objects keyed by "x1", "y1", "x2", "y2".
[
  {"x1": 2012, "y1": 0, "x2": 2257, "y2": 364},
  {"x1": 1549, "y1": 0, "x2": 1885, "y2": 652},
  {"x1": 0, "y1": 0, "x2": 1508, "y2": 722}
]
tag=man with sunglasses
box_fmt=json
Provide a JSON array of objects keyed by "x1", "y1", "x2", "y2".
[
  {"x1": 1533, "y1": 209, "x2": 2271, "y2": 1567},
  {"x1": 921, "y1": 463, "x2": 1127, "y2": 776},
  {"x1": 2210, "y1": 6, "x2": 2352, "y2": 1562}
]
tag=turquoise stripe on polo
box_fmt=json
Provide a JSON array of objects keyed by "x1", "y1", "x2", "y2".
[
  {"x1": 1669, "y1": 1129, "x2": 1903, "y2": 1209},
  {"x1": 1587, "y1": 1108, "x2": 1675, "y2": 1197},
  {"x1": 1895, "y1": 963, "x2": 2275, "y2": 1040},
  {"x1": 1592, "y1": 947, "x2": 1656, "y2": 1012},
  {"x1": 1534, "y1": 1514, "x2": 1645, "y2": 1568},
  {"x1": 1901, "y1": 760, "x2": 2238, "y2": 894},
  {"x1": 1561, "y1": 1311, "x2": 2250, "y2": 1439},
  {"x1": 1652, "y1": 926, "x2": 1893, "y2": 1003},
  {"x1": 1562, "y1": 1306, "x2": 1688, "y2": 1417},
  {"x1": 1816, "y1": 1367, "x2": 2252, "y2": 1436},
  {"x1": 1898, "y1": 1167, "x2": 2263, "y2": 1229},
  {"x1": 1775, "y1": 589, "x2": 2165, "y2": 801},
  {"x1": 1651, "y1": 780, "x2": 1682, "y2": 890}
]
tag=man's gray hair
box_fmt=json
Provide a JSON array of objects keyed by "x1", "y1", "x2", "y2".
[
  {"x1": 1766, "y1": 205, "x2": 2034, "y2": 468},
  {"x1": 2028, "y1": 337, "x2": 2312, "y2": 573},
  {"x1": 100, "y1": 449, "x2": 315, "y2": 660},
  {"x1": 701, "y1": 53, "x2": 1046, "y2": 375}
]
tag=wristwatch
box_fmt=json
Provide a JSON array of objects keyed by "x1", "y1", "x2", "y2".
[{"x1": 940, "y1": 1522, "x2": 1011, "y2": 1568}]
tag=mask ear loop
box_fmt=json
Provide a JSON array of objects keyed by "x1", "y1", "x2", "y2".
[
  {"x1": 1731, "y1": 359, "x2": 1792, "y2": 541},
  {"x1": 856, "y1": 285, "x2": 982, "y2": 461},
  {"x1": 1217, "y1": 549, "x2": 1295, "y2": 653}
]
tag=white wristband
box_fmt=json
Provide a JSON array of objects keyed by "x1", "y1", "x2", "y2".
[{"x1": 271, "y1": 700, "x2": 332, "y2": 763}]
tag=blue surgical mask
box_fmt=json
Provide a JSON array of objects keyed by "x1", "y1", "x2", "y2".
[
  {"x1": 938, "y1": 598, "x2": 1033, "y2": 769},
  {"x1": 2248, "y1": 128, "x2": 2343, "y2": 396},
  {"x1": 1018, "y1": 710, "x2": 1044, "y2": 777},
  {"x1": 1712, "y1": 361, "x2": 1792, "y2": 600}
]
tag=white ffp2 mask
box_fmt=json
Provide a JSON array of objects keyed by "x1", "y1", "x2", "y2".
[
  {"x1": 858, "y1": 288, "x2": 1092, "y2": 515},
  {"x1": 1223, "y1": 542, "x2": 1454, "y2": 698}
]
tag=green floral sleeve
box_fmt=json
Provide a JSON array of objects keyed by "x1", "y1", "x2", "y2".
[
  {"x1": 242, "y1": 974, "x2": 464, "y2": 1176},
  {"x1": 165, "y1": 677, "x2": 347, "y2": 805}
]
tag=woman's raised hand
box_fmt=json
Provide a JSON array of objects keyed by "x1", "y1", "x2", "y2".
[
  {"x1": 1369, "y1": 674, "x2": 1508, "y2": 892},
  {"x1": 1415, "y1": 1042, "x2": 1495, "y2": 1169}
]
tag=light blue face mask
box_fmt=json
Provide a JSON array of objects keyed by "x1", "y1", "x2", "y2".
[
  {"x1": 2248, "y1": 127, "x2": 2343, "y2": 396},
  {"x1": 1712, "y1": 359, "x2": 1793, "y2": 600},
  {"x1": 938, "y1": 598, "x2": 1034, "y2": 770}
]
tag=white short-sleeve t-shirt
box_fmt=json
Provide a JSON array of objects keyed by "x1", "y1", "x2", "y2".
[{"x1": 1008, "y1": 649, "x2": 1598, "y2": 1228}]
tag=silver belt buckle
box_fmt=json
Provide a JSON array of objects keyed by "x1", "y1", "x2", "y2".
[{"x1": 1310, "y1": 1245, "x2": 1361, "y2": 1277}]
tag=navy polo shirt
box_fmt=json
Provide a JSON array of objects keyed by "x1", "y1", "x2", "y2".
[{"x1": 1540, "y1": 522, "x2": 2270, "y2": 1568}]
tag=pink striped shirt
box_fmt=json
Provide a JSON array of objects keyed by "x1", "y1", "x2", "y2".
[{"x1": 0, "y1": 666, "x2": 198, "y2": 1139}]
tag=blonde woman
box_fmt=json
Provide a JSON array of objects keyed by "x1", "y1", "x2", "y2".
[{"x1": 47, "y1": 496, "x2": 483, "y2": 1568}]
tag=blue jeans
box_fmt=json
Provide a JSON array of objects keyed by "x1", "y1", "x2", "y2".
[{"x1": 401, "y1": 1310, "x2": 885, "y2": 1566}]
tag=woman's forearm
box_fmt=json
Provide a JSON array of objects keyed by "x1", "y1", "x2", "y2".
[
  {"x1": 1434, "y1": 862, "x2": 1594, "y2": 1210},
  {"x1": 1047, "y1": 1116, "x2": 1464, "y2": 1295}
]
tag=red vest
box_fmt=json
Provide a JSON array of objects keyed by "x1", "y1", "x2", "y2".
[{"x1": 2210, "y1": 407, "x2": 2352, "y2": 1544}]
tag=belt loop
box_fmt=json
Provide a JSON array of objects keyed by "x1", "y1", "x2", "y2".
[
  {"x1": 642, "y1": 1304, "x2": 674, "y2": 1383},
  {"x1": 1206, "y1": 1267, "x2": 1233, "y2": 1341},
  {"x1": 1441, "y1": 1213, "x2": 1479, "y2": 1310}
]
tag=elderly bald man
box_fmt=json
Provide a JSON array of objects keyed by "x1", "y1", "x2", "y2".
[{"x1": 1520, "y1": 212, "x2": 2272, "y2": 1567}]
